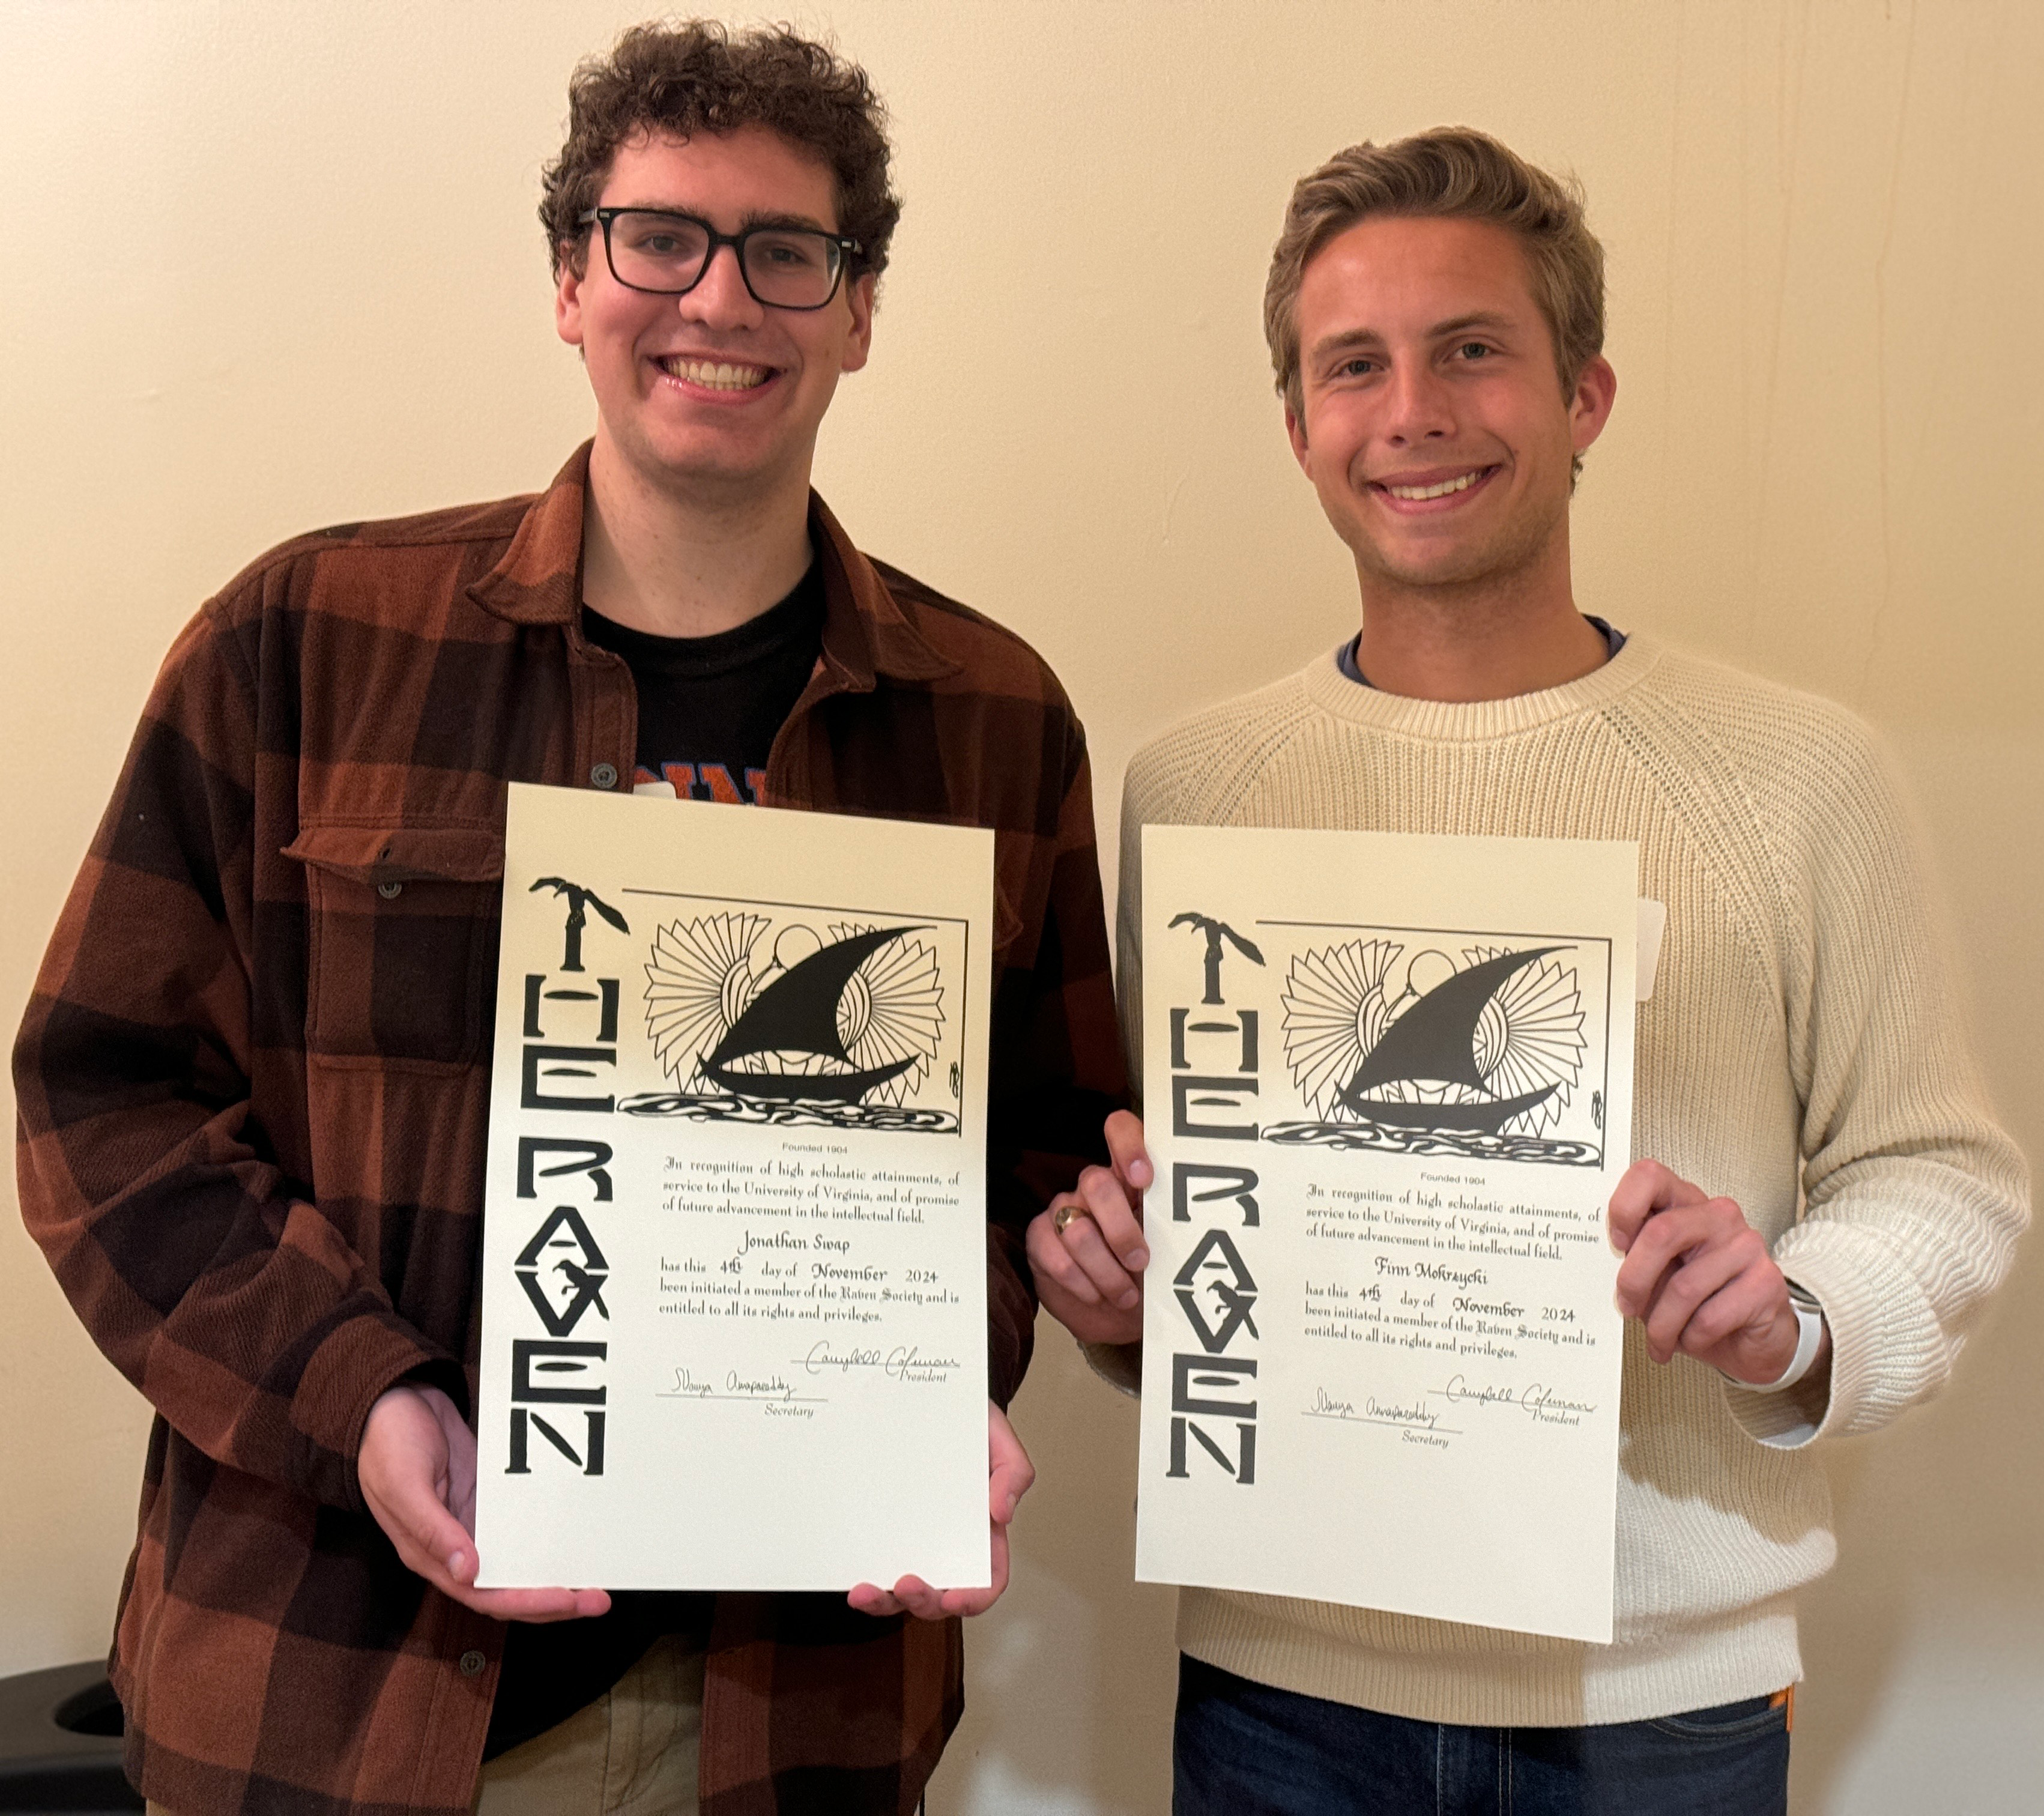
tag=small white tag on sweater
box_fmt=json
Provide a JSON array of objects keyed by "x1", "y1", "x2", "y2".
[
  {"x1": 1637, "y1": 898, "x2": 1666, "y2": 1001},
  {"x1": 632, "y1": 779, "x2": 678, "y2": 798}
]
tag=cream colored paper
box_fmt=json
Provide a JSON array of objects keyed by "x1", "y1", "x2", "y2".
[
  {"x1": 475, "y1": 785, "x2": 993, "y2": 1591},
  {"x1": 1135, "y1": 826, "x2": 1637, "y2": 1642},
  {"x1": 1636, "y1": 898, "x2": 1668, "y2": 1001}
]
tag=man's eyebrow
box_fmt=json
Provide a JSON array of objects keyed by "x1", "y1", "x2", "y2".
[
  {"x1": 1429, "y1": 312, "x2": 1517, "y2": 339},
  {"x1": 739, "y1": 208, "x2": 836, "y2": 234},
  {"x1": 1307, "y1": 326, "x2": 1386, "y2": 364}
]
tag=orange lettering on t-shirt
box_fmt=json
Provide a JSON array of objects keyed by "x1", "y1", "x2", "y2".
[{"x1": 699, "y1": 764, "x2": 745, "y2": 805}]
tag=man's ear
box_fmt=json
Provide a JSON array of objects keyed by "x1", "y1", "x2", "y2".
[
  {"x1": 1285, "y1": 401, "x2": 1312, "y2": 473},
  {"x1": 839, "y1": 271, "x2": 877, "y2": 374},
  {"x1": 555, "y1": 249, "x2": 592, "y2": 350},
  {"x1": 1568, "y1": 354, "x2": 1618, "y2": 456}
]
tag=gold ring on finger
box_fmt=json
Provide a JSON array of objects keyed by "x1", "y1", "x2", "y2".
[{"x1": 1052, "y1": 1201, "x2": 1090, "y2": 1236}]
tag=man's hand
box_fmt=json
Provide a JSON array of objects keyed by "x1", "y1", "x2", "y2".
[
  {"x1": 1026, "y1": 1109, "x2": 1152, "y2": 1345},
  {"x1": 1609, "y1": 1160, "x2": 1828, "y2": 1385},
  {"x1": 847, "y1": 1401, "x2": 1035, "y2": 1620},
  {"x1": 359, "y1": 1384, "x2": 611, "y2": 1623}
]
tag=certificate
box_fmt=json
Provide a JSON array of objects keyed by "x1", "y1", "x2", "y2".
[
  {"x1": 474, "y1": 784, "x2": 993, "y2": 1591},
  {"x1": 1134, "y1": 826, "x2": 1636, "y2": 1641}
]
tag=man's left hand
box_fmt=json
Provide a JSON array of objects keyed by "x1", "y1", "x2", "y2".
[
  {"x1": 1609, "y1": 1159, "x2": 1828, "y2": 1385},
  {"x1": 846, "y1": 1401, "x2": 1034, "y2": 1620}
]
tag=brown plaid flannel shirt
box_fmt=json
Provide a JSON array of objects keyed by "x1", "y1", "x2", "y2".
[{"x1": 14, "y1": 444, "x2": 1124, "y2": 1816}]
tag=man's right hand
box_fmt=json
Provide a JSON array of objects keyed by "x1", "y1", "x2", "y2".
[
  {"x1": 359, "y1": 1384, "x2": 611, "y2": 1623},
  {"x1": 1026, "y1": 1109, "x2": 1152, "y2": 1345}
]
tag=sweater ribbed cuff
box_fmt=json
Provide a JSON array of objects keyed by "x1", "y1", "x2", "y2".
[{"x1": 1734, "y1": 1217, "x2": 1949, "y2": 1445}]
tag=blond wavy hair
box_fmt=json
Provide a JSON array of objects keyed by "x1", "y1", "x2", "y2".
[{"x1": 1264, "y1": 128, "x2": 1604, "y2": 425}]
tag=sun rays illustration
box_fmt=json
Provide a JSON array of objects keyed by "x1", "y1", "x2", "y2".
[
  {"x1": 1463, "y1": 945, "x2": 1589, "y2": 1133},
  {"x1": 1280, "y1": 937, "x2": 1404, "y2": 1119},
  {"x1": 644, "y1": 911, "x2": 769, "y2": 1081},
  {"x1": 825, "y1": 921, "x2": 945, "y2": 1105}
]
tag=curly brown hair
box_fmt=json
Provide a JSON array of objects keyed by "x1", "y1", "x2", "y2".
[{"x1": 540, "y1": 20, "x2": 902, "y2": 284}]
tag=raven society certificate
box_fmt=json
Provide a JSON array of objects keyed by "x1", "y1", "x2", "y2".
[
  {"x1": 1135, "y1": 826, "x2": 1637, "y2": 1641},
  {"x1": 474, "y1": 784, "x2": 993, "y2": 1592}
]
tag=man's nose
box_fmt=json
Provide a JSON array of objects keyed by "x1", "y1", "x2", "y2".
[
  {"x1": 1382, "y1": 362, "x2": 1453, "y2": 443},
  {"x1": 681, "y1": 243, "x2": 763, "y2": 329}
]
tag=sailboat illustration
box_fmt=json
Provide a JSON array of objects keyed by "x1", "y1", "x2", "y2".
[
  {"x1": 624, "y1": 910, "x2": 957, "y2": 1131},
  {"x1": 1271, "y1": 932, "x2": 1598, "y2": 1163},
  {"x1": 697, "y1": 925, "x2": 930, "y2": 1103},
  {"x1": 1336, "y1": 946, "x2": 1567, "y2": 1133}
]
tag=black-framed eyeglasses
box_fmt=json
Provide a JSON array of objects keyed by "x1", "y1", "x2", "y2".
[{"x1": 578, "y1": 207, "x2": 861, "y2": 310}]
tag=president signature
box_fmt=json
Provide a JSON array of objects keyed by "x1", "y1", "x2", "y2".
[
  {"x1": 799, "y1": 1341, "x2": 960, "y2": 1383},
  {"x1": 1437, "y1": 1373, "x2": 1598, "y2": 1426}
]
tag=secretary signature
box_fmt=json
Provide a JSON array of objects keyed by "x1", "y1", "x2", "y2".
[
  {"x1": 658, "y1": 1365, "x2": 827, "y2": 1409},
  {"x1": 1302, "y1": 1384, "x2": 1456, "y2": 1439}
]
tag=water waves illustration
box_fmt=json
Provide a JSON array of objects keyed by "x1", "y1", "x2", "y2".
[
  {"x1": 617, "y1": 1090, "x2": 959, "y2": 1134},
  {"x1": 1262, "y1": 1119, "x2": 1599, "y2": 1166}
]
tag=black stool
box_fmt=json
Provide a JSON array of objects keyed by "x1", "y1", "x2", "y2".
[{"x1": 0, "y1": 1662, "x2": 141, "y2": 1812}]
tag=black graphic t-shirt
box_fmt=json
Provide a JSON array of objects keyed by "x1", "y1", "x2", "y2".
[
  {"x1": 583, "y1": 558, "x2": 826, "y2": 804},
  {"x1": 485, "y1": 563, "x2": 824, "y2": 1762}
]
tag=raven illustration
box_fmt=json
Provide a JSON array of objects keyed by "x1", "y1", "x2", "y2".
[
  {"x1": 554, "y1": 1258, "x2": 609, "y2": 1321},
  {"x1": 1206, "y1": 1279, "x2": 1259, "y2": 1340}
]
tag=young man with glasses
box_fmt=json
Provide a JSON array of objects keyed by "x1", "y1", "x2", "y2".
[
  {"x1": 15, "y1": 23, "x2": 1121, "y2": 1816},
  {"x1": 1027, "y1": 129, "x2": 2027, "y2": 1814}
]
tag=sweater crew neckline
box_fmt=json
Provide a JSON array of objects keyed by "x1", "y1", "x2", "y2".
[{"x1": 1301, "y1": 628, "x2": 1664, "y2": 741}]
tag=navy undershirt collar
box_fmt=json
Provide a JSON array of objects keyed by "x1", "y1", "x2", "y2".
[{"x1": 1337, "y1": 616, "x2": 1627, "y2": 688}]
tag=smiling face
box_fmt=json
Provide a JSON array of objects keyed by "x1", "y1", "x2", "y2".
[
  {"x1": 555, "y1": 124, "x2": 874, "y2": 503},
  {"x1": 1286, "y1": 214, "x2": 1614, "y2": 598}
]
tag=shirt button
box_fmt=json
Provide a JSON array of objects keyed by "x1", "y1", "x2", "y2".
[
  {"x1": 376, "y1": 881, "x2": 404, "y2": 900},
  {"x1": 459, "y1": 1650, "x2": 487, "y2": 1677},
  {"x1": 590, "y1": 762, "x2": 618, "y2": 789}
]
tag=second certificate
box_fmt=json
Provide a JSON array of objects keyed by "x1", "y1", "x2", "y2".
[{"x1": 1135, "y1": 825, "x2": 1637, "y2": 1642}]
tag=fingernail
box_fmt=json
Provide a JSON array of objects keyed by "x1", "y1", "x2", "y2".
[
  {"x1": 1128, "y1": 1246, "x2": 1150, "y2": 1269},
  {"x1": 1002, "y1": 1495, "x2": 1017, "y2": 1521},
  {"x1": 1117, "y1": 1290, "x2": 1139, "y2": 1309},
  {"x1": 1130, "y1": 1160, "x2": 1152, "y2": 1187}
]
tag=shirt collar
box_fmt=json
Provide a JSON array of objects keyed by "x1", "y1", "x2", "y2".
[
  {"x1": 467, "y1": 441, "x2": 958, "y2": 687},
  {"x1": 1337, "y1": 614, "x2": 1628, "y2": 688}
]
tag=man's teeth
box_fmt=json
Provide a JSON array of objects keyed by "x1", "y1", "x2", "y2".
[
  {"x1": 1385, "y1": 470, "x2": 1486, "y2": 500},
  {"x1": 665, "y1": 357, "x2": 770, "y2": 391}
]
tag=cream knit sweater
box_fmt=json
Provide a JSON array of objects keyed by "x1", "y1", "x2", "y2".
[{"x1": 1101, "y1": 631, "x2": 2028, "y2": 1726}]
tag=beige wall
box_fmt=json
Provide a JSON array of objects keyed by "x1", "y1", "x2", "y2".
[{"x1": 3, "y1": 3, "x2": 2037, "y2": 1810}]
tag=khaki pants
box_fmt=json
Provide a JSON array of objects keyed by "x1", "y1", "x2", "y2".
[
  {"x1": 475, "y1": 1634, "x2": 704, "y2": 1815},
  {"x1": 147, "y1": 1634, "x2": 704, "y2": 1816}
]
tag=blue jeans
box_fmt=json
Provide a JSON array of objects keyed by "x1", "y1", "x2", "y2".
[{"x1": 1173, "y1": 1655, "x2": 1790, "y2": 1816}]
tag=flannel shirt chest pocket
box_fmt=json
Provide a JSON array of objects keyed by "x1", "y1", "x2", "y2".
[{"x1": 283, "y1": 822, "x2": 504, "y2": 1070}]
